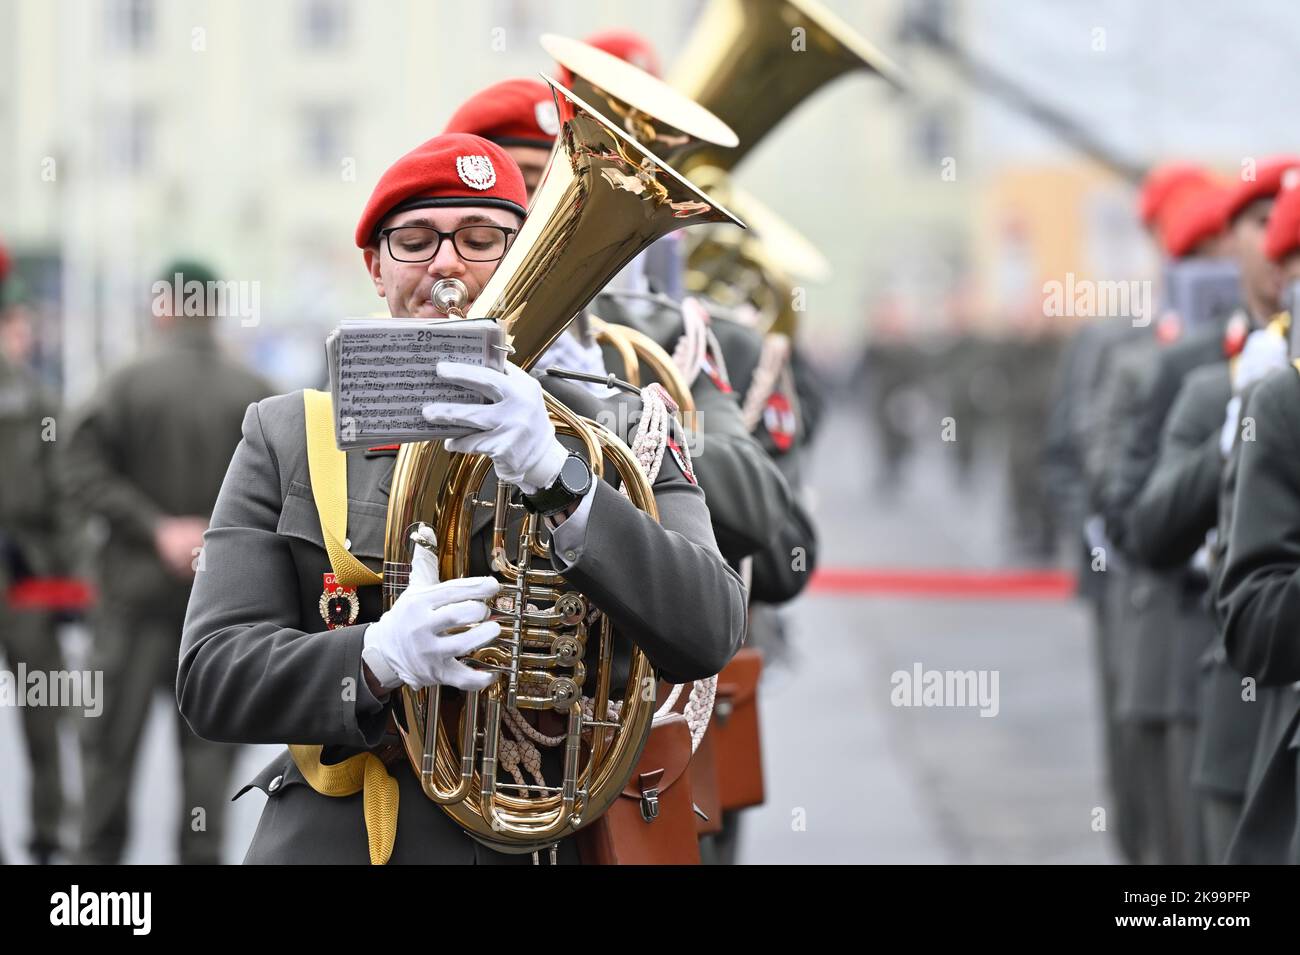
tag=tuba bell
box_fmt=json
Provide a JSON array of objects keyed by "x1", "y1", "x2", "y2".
[
  {"x1": 668, "y1": 0, "x2": 906, "y2": 175},
  {"x1": 668, "y1": 0, "x2": 892, "y2": 337},
  {"x1": 382, "y1": 77, "x2": 742, "y2": 854},
  {"x1": 541, "y1": 32, "x2": 738, "y2": 169}
]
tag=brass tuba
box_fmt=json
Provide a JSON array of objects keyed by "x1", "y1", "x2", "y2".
[
  {"x1": 382, "y1": 77, "x2": 742, "y2": 853},
  {"x1": 668, "y1": 0, "x2": 896, "y2": 338},
  {"x1": 668, "y1": 0, "x2": 906, "y2": 175},
  {"x1": 540, "y1": 32, "x2": 736, "y2": 412}
]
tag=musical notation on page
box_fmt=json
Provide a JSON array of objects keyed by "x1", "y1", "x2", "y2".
[{"x1": 326, "y1": 317, "x2": 508, "y2": 451}]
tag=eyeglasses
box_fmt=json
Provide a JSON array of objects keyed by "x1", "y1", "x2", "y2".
[{"x1": 378, "y1": 224, "x2": 518, "y2": 264}]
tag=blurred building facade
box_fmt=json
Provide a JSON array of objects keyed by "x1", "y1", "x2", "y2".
[
  {"x1": 1, "y1": 0, "x2": 907, "y2": 397},
  {"x1": 959, "y1": 0, "x2": 1300, "y2": 329},
  {"x1": 4, "y1": 0, "x2": 1300, "y2": 400}
]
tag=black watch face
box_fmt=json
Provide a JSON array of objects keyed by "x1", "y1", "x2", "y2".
[{"x1": 560, "y1": 454, "x2": 590, "y2": 495}]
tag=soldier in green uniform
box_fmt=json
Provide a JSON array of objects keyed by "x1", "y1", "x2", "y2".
[
  {"x1": 61, "y1": 260, "x2": 271, "y2": 863},
  {"x1": 1098, "y1": 159, "x2": 1296, "y2": 863},
  {"x1": 443, "y1": 59, "x2": 798, "y2": 866},
  {"x1": 1215, "y1": 359, "x2": 1300, "y2": 863},
  {"x1": 1083, "y1": 321, "x2": 1161, "y2": 860},
  {"x1": 1117, "y1": 178, "x2": 1244, "y2": 863},
  {"x1": 1210, "y1": 179, "x2": 1300, "y2": 863},
  {"x1": 1195, "y1": 318, "x2": 1290, "y2": 862},
  {"x1": 1005, "y1": 321, "x2": 1063, "y2": 561},
  {"x1": 1126, "y1": 173, "x2": 1300, "y2": 861},
  {"x1": 0, "y1": 245, "x2": 67, "y2": 863},
  {"x1": 446, "y1": 73, "x2": 800, "y2": 600},
  {"x1": 1043, "y1": 306, "x2": 1150, "y2": 863},
  {"x1": 1052, "y1": 164, "x2": 1231, "y2": 862}
]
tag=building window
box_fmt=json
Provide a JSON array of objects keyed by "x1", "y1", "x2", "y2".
[
  {"x1": 299, "y1": 0, "x2": 348, "y2": 50},
  {"x1": 910, "y1": 105, "x2": 955, "y2": 168},
  {"x1": 105, "y1": 0, "x2": 154, "y2": 54},
  {"x1": 898, "y1": 0, "x2": 953, "y2": 47},
  {"x1": 103, "y1": 104, "x2": 154, "y2": 177},
  {"x1": 490, "y1": 0, "x2": 536, "y2": 40},
  {"x1": 301, "y1": 106, "x2": 347, "y2": 171}
]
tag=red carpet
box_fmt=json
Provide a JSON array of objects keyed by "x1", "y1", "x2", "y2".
[
  {"x1": 7, "y1": 577, "x2": 97, "y2": 611},
  {"x1": 809, "y1": 567, "x2": 1076, "y2": 599},
  {"x1": 6, "y1": 570, "x2": 1079, "y2": 608}
]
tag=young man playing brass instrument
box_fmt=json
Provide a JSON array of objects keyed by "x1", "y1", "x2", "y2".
[{"x1": 177, "y1": 131, "x2": 746, "y2": 864}]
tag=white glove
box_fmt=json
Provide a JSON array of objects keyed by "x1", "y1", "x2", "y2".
[
  {"x1": 1220, "y1": 394, "x2": 1243, "y2": 457},
  {"x1": 1234, "y1": 328, "x2": 1289, "y2": 391},
  {"x1": 361, "y1": 541, "x2": 501, "y2": 692},
  {"x1": 422, "y1": 361, "x2": 568, "y2": 495}
]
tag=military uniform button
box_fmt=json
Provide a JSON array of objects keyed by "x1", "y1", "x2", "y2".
[
  {"x1": 565, "y1": 550, "x2": 576, "y2": 561},
  {"x1": 268, "y1": 774, "x2": 283, "y2": 793}
]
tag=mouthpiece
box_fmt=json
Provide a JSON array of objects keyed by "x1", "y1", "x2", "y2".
[{"x1": 430, "y1": 278, "x2": 469, "y2": 317}]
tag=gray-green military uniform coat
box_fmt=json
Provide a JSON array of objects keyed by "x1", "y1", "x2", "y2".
[
  {"x1": 1088, "y1": 340, "x2": 1172, "y2": 727},
  {"x1": 1215, "y1": 366, "x2": 1300, "y2": 863},
  {"x1": 0, "y1": 353, "x2": 65, "y2": 859},
  {"x1": 177, "y1": 374, "x2": 748, "y2": 864},
  {"x1": 61, "y1": 323, "x2": 271, "y2": 617},
  {"x1": 706, "y1": 314, "x2": 820, "y2": 603},
  {"x1": 589, "y1": 292, "x2": 795, "y2": 566},
  {"x1": 1125, "y1": 362, "x2": 1234, "y2": 864},
  {"x1": 1043, "y1": 319, "x2": 1146, "y2": 594},
  {"x1": 1127, "y1": 363, "x2": 1226, "y2": 725},
  {"x1": 1109, "y1": 327, "x2": 1238, "y2": 864},
  {"x1": 0, "y1": 354, "x2": 61, "y2": 580},
  {"x1": 591, "y1": 291, "x2": 816, "y2": 868},
  {"x1": 1048, "y1": 319, "x2": 1149, "y2": 863},
  {"x1": 1199, "y1": 373, "x2": 1268, "y2": 860},
  {"x1": 1128, "y1": 361, "x2": 1262, "y2": 821},
  {"x1": 1083, "y1": 334, "x2": 1168, "y2": 861}
]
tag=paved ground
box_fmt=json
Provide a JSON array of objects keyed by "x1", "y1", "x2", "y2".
[
  {"x1": 0, "y1": 405, "x2": 1119, "y2": 864},
  {"x1": 735, "y1": 408, "x2": 1116, "y2": 864}
]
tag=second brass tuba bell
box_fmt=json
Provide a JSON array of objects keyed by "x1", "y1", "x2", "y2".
[{"x1": 669, "y1": 0, "x2": 906, "y2": 175}]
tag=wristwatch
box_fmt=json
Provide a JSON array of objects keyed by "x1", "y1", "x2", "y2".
[{"x1": 522, "y1": 452, "x2": 593, "y2": 517}]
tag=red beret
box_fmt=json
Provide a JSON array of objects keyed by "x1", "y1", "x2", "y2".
[
  {"x1": 0, "y1": 241, "x2": 10, "y2": 283},
  {"x1": 1221, "y1": 155, "x2": 1300, "y2": 226},
  {"x1": 1264, "y1": 178, "x2": 1300, "y2": 262},
  {"x1": 1159, "y1": 180, "x2": 1230, "y2": 258},
  {"x1": 1137, "y1": 164, "x2": 1215, "y2": 226},
  {"x1": 587, "y1": 30, "x2": 660, "y2": 77},
  {"x1": 443, "y1": 78, "x2": 559, "y2": 149},
  {"x1": 557, "y1": 29, "x2": 661, "y2": 85},
  {"x1": 355, "y1": 133, "x2": 527, "y2": 249}
]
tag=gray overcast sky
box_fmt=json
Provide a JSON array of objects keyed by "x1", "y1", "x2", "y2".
[{"x1": 969, "y1": 0, "x2": 1300, "y2": 167}]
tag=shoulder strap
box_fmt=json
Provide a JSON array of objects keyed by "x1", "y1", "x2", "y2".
[
  {"x1": 302, "y1": 389, "x2": 382, "y2": 587},
  {"x1": 741, "y1": 332, "x2": 791, "y2": 433},
  {"x1": 293, "y1": 390, "x2": 394, "y2": 864}
]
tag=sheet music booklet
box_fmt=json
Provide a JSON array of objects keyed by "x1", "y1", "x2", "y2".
[{"x1": 325, "y1": 317, "x2": 508, "y2": 451}]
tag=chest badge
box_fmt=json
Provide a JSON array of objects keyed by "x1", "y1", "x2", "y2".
[{"x1": 319, "y1": 572, "x2": 360, "y2": 630}]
